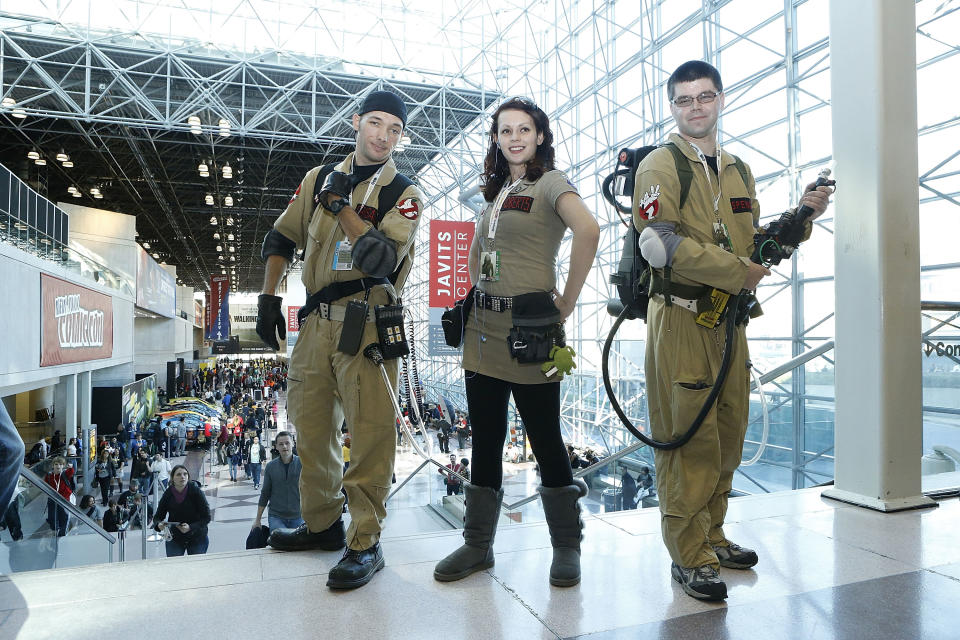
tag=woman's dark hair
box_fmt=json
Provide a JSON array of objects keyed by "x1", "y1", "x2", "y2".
[
  {"x1": 170, "y1": 464, "x2": 190, "y2": 482},
  {"x1": 481, "y1": 97, "x2": 555, "y2": 202}
]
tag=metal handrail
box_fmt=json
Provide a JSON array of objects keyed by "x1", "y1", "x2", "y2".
[{"x1": 18, "y1": 466, "x2": 117, "y2": 544}]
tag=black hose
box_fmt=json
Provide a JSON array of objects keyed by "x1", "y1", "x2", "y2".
[
  {"x1": 601, "y1": 169, "x2": 633, "y2": 215},
  {"x1": 601, "y1": 295, "x2": 740, "y2": 450}
]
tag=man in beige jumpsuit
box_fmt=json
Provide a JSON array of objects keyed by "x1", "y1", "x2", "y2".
[
  {"x1": 632, "y1": 61, "x2": 832, "y2": 600},
  {"x1": 256, "y1": 91, "x2": 422, "y2": 589}
]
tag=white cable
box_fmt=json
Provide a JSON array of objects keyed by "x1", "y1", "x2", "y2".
[{"x1": 741, "y1": 367, "x2": 770, "y2": 466}]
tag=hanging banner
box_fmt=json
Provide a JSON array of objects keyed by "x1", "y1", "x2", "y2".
[
  {"x1": 207, "y1": 275, "x2": 230, "y2": 340},
  {"x1": 286, "y1": 305, "x2": 301, "y2": 358},
  {"x1": 428, "y1": 220, "x2": 474, "y2": 355},
  {"x1": 41, "y1": 274, "x2": 114, "y2": 366}
]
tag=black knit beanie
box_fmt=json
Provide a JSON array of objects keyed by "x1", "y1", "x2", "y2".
[{"x1": 359, "y1": 90, "x2": 407, "y2": 127}]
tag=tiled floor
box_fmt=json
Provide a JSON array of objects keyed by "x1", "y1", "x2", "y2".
[{"x1": 2, "y1": 488, "x2": 957, "y2": 639}]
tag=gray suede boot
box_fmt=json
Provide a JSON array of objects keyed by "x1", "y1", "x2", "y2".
[
  {"x1": 434, "y1": 484, "x2": 504, "y2": 582},
  {"x1": 538, "y1": 478, "x2": 588, "y2": 587}
]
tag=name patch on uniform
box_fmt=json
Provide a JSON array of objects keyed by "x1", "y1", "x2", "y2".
[
  {"x1": 638, "y1": 184, "x2": 661, "y2": 220},
  {"x1": 356, "y1": 204, "x2": 378, "y2": 223},
  {"x1": 730, "y1": 197, "x2": 752, "y2": 213},
  {"x1": 397, "y1": 198, "x2": 420, "y2": 220},
  {"x1": 502, "y1": 195, "x2": 534, "y2": 213},
  {"x1": 288, "y1": 184, "x2": 301, "y2": 205}
]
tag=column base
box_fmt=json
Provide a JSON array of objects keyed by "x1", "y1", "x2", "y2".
[{"x1": 821, "y1": 487, "x2": 938, "y2": 512}]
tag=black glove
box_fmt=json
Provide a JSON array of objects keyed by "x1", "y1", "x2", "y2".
[
  {"x1": 318, "y1": 171, "x2": 354, "y2": 201},
  {"x1": 256, "y1": 294, "x2": 286, "y2": 351}
]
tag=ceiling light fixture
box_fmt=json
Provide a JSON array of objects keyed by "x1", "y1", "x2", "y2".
[
  {"x1": 224, "y1": 194, "x2": 233, "y2": 207},
  {"x1": 188, "y1": 115, "x2": 202, "y2": 134},
  {"x1": 27, "y1": 149, "x2": 39, "y2": 160},
  {"x1": 56, "y1": 150, "x2": 68, "y2": 162},
  {"x1": 143, "y1": 241, "x2": 151, "y2": 249},
  {"x1": 71, "y1": 191, "x2": 81, "y2": 198},
  {"x1": 34, "y1": 158, "x2": 46, "y2": 166},
  {"x1": 228, "y1": 245, "x2": 235, "y2": 253},
  {"x1": 210, "y1": 216, "x2": 218, "y2": 225},
  {"x1": 222, "y1": 163, "x2": 232, "y2": 179},
  {"x1": 216, "y1": 245, "x2": 223, "y2": 252},
  {"x1": 226, "y1": 217, "x2": 234, "y2": 226},
  {"x1": 213, "y1": 232, "x2": 220, "y2": 240},
  {"x1": 63, "y1": 160, "x2": 74, "y2": 168},
  {"x1": 204, "y1": 193, "x2": 214, "y2": 206},
  {"x1": 227, "y1": 233, "x2": 234, "y2": 241},
  {"x1": 218, "y1": 118, "x2": 230, "y2": 137},
  {"x1": 67, "y1": 185, "x2": 77, "y2": 193}
]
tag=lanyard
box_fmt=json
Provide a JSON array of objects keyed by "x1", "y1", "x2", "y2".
[
  {"x1": 486, "y1": 177, "x2": 524, "y2": 242},
  {"x1": 350, "y1": 159, "x2": 386, "y2": 212},
  {"x1": 687, "y1": 139, "x2": 723, "y2": 214}
]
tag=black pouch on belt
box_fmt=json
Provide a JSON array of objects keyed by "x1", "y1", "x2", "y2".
[
  {"x1": 375, "y1": 301, "x2": 409, "y2": 360},
  {"x1": 441, "y1": 285, "x2": 476, "y2": 348},
  {"x1": 337, "y1": 299, "x2": 369, "y2": 356},
  {"x1": 507, "y1": 291, "x2": 564, "y2": 364}
]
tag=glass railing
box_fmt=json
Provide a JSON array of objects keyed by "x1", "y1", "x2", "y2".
[
  {"x1": 920, "y1": 301, "x2": 960, "y2": 495},
  {"x1": 61, "y1": 240, "x2": 136, "y2": 297},
  {"x1": 1, "y1": 467, "x2": 116, "y2": 574}
]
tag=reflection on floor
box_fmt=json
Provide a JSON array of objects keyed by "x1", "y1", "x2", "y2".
[{"x1": 2, "y1": 485, "x2": 958, "y2": 639}]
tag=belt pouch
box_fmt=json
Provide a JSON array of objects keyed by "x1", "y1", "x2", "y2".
[
  {"x1": 337, "y1": 299, "x2": 368, "y2": 355},
  {"x1": 441, "y1": 286, "x2": 476, "y2": 348},
  {"x1": 507, "y1": 291, "x2": 563, "y2": 364}
]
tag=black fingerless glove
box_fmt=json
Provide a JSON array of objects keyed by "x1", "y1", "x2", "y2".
[
  {"x1": 319, "y1": 171, "x2": 353, "y2": 200},
  {"x1": 256, "y1": 294, "x2": 286, "y2": 351}
]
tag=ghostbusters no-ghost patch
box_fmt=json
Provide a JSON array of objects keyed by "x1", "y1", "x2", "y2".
[
  {"x1": 638, "y1": 184, "x2": 661, "y2": 220},
  {"x1": 730, "y1": 197, "x2": 752, "y2": 213},
  {"x1": 288, "y1": 184, "x2": 301, "y2": 205},
  {"x1": 397, "y1": 197, "x2": 420, "y2": 220}
]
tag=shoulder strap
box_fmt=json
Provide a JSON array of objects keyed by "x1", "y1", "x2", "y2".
[
  {"x1": 375, "y1": 173, "x2": 414, "y2": 226},
  {"x1": 663, "y1": 142, "x2": 694, "y2": 211},
  {"x1": 730, "y1": 154, "x2": 750, "y2": 192}
]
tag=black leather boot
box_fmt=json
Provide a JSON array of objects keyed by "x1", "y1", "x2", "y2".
[
  {"x1": 266, "y1": 519, "x2": 345, "y2": 551},
  {"x1": 326, "y1": 542, "x2": 385, "y2": 589}
]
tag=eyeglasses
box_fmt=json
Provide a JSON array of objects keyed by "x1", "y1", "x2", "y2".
[{"x1": 671, "y1": 91, "x2": 721, "y2": 108}]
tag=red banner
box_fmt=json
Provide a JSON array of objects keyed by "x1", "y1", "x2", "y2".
[
  {"x1": 287, "y1": 306, "x2": 302, "y2": 333},
  {"x1": 41, "y1": 274, "x2": 114, "y2": 366},
  {"x1": 429, "y1": 220, "x2": 474, "y2": 309}
]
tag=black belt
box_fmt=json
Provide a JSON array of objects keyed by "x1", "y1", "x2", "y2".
[
  {"x1": 474, "y1": 290, "x2": 513, "y2": 312},
  {"x1": 297, "y1": 277, "x2": 388, "y2": 327}
]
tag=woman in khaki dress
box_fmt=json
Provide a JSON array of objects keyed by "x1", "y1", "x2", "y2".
[{"x1": 434, "y1": 98, "x2": 599, "y2": 587}]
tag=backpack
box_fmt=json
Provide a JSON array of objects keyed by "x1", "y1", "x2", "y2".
[
  {"x1": 606, "y1": 143, "x2": 749, "y2": 321},
  {"x1": 227, "y1": 443, "x2": 239, "y2": 457}
]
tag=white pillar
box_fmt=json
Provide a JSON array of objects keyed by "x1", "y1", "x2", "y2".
[
  {"x1": 823, "y1": 0, "x2": 934, "y2": 511},
  {"x1": 59, "y1": 374, "x2": 78, "y2": 442},
  {"x1": 78, "y1": 371, "x2": 92, "y2": 431}
]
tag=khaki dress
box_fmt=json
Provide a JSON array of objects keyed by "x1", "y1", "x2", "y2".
[{"x1": 461, "y1": 170, "x2": 577, "y2": 385}]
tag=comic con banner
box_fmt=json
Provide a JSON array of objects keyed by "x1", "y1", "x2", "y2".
[
  {"x1": 41, "y1": 274, "x2": 114, "y2": 366},
  {"x1": 207, "y1": 275, "x2": 230, "y2": 340},
  {"x1": 428, "y1": 220, "x2": 474, "y2": 356}
]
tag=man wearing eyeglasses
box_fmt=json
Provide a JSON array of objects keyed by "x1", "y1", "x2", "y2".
[{"x1": 632, "y1": 61, "x2": 832, "y2": 601}]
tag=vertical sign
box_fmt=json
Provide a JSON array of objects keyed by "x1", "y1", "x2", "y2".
[
  {"x1": 428, "y1": 220, "x2": 475, "y2": 355},
  {"x1": 207, "y1": 275, "x2": 231, "y2": 340},
  {"x1": 286, "y1": 306, "x2": 301, "y2": 358}
]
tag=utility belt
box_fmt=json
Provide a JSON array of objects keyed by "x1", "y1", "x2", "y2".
[
  {"x1": 650, "y1": 272, "x2": 749, "y2": 328},
  {"x1": 299, "y1": 277, "x2": 408, "y2": 360}
]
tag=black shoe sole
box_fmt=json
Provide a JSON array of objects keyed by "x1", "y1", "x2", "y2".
[
  {"x1": 433, "y1": 559, "x2": 494, "y2": 582},
  {"x1": 267, "y1": 535, "x2": 346, "y2": 552},
  {"x1": 326, "y1": 556, "x2": 385, "y2": 589}
]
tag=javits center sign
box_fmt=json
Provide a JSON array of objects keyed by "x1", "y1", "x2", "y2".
[
  {"x1": 41, "y1": 274, "x2": 114, "y2": 366},
  {"x1": 428, "y1": 220, "x2": 474, "y2": 356}
]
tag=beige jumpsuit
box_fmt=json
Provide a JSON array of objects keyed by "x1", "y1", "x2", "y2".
[
  {"x1": 632, "y1": 133, "x2": 761, "y2": 570},
  {"x1": 274, "y1": 154, "x2": 421, "y2": 550}
]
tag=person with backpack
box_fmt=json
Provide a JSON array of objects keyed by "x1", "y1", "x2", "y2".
[
  {"x1": 255, "y1": 90, "x2": 423, "y2": 590},
  {"x1": 631, "y1": 60, "x2": 833, "y2": 601},
  {"x1": 433, "y1": 98, "x2": 599, "y2": 590},
  {"x1": 226, "y1": 436, "x2": 241, "y2": 482}
]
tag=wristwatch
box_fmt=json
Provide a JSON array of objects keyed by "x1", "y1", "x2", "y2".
[{"x1": 324, "y1": 197, "x2": 349, "y2": 215}]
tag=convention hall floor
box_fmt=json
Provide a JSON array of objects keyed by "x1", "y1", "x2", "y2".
[
  {"x1": 3, "y1": 393, "x2": 958, "y2": 638},
  {"x1": 1, "y1": 483, "x2": 957, "y2": 639}
]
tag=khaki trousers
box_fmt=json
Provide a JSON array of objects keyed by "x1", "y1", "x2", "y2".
[
  {"x1": 645, "y1": 297, "x2": 750, "y2": 569},
  {"x1": 287, "y1": 307, "x2": 399, "y2": 551}
]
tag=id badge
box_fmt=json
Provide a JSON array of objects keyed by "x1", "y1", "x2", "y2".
[
  {"x1": 332, "y1": 239, "x2": 353, "y2": 271},
  {"x1": 713, "y1": 222, "x2": 732, "y2": 253},
  {"x1": 479, "y1": 250, "x2": 500, "y2": 282}
]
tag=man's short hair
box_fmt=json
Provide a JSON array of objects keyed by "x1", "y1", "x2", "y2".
[
  {"x1": 667, "y1": 60, "x2": 723, "y2": 99},
  {"x1": 275, "y1": 431, "x2": 293, "y2": 443}
]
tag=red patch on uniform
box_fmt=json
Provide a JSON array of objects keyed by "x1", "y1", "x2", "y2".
[
  {"x1": 730, "y1": 197, "x2": 752, "y2": 213},
  {"x1": 638, "y1": 199, "x2": 659, "y2": 221},
  {"x1": 502, "y1": 195, "x2": 534, "y2": 213},
  {"x1": 397, "y1": 198, "x2": 420, "y2": 220},
  {"x1": 288, "y1": 184, "x2": 301, "y2": 205},
  {"x1": 356, "y1": 204, "x2": 378, "y2": 223}
]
